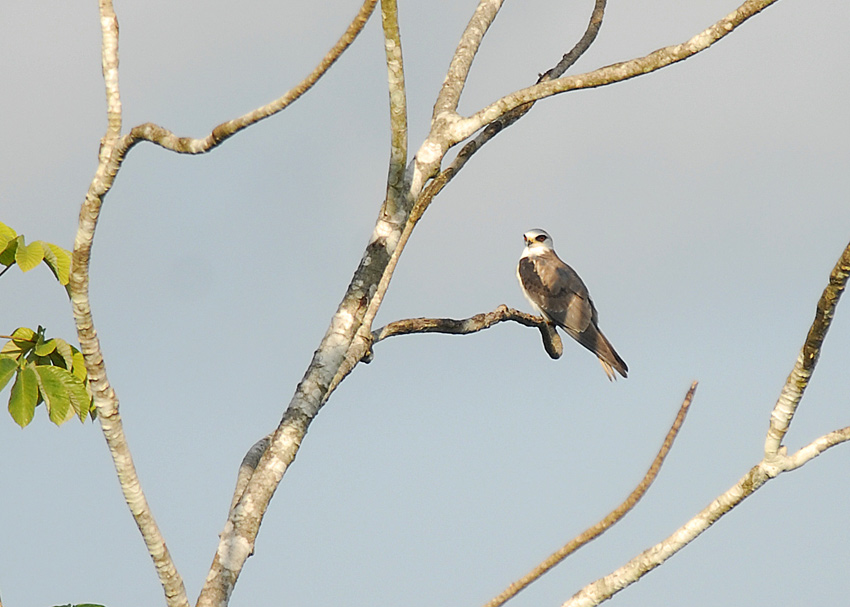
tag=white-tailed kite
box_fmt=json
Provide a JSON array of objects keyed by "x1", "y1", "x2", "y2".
[{"x1": 517, "y1": 229, "x2": 628, "y2": 380}]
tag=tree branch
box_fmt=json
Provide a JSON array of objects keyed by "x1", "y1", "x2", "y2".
[
  {"x1": 198, "y1": 2, "x2": 789, "y2": 603},
  {"x1": 380, "y1": 0, "x2": 408, "y2": 220},
  {"x1": 432, "y1": 0, "x2": 505, "y2": 119},
  {"x1": 764, "y1": 239, "x2": 850, "y2": 458},
  {"x1": 410, "y1": 0, "x2": 607, "y2": 229},
  {"x1": 561, "y1": 238, "x2": 850, "y2": 607},
  {"x1": 70, "y1": 2, "x2": 189, "y2": 606},
  {"x1": 486, "y1": 381, "x2": 697, "y2": 607},
  {"x1": 117, "y1": 0, "x2": 378, "y2": 156},
  {"x1": 455, "y1": 0, "x2": 780, "y2": 146},
  {"x1": 371, "y1": 304, "x2": 564, "y2": 359}
]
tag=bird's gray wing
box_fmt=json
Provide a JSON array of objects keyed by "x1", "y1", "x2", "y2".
[{"x1": 521, "y1": 252, "x2": 597, "y2": 333}]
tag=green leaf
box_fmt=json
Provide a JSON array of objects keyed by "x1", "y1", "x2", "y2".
[
  {"x1": 0, "y1": 222, "x2": 17, "y2": 262},
  {"x1": 2, "y1": 326, "x2": 36, "y2": 359},
  {"x1": 71, "y1": 349, "x2": 87, "y2": 381},
  {"x1": 34, "y1": 365, "x2": 73, "y2": 425},
  {"x1": 10, "y1": 326, "x2": 36, "y2": 342},
  {"x1": 41, "y1": 242, "x2": 72, "y2": 285},
  {"x1": 35, "y1": 337, "x2": 57, "y2": 357},
  {"x1": 9, "y1": 365, "x2": 38, "y2": 427},
  {"x1": 0, "y1": 235, "x2": 17, "y2": 266},
  {"x1": 0, "y1": 221, "x2": 16, "y2": 242},
  {"x1": 0, "y1": 356, "x2": 17, "y2": 391},
  {"x1": 15, "y1": 236, "x2": 44, "y2": 272},
  {"x1": 67, "y1": 374, "x2": 92, "y2": 421},
  {"x1": 53, "y1": 338, "x2": 74, "y2": 370}
]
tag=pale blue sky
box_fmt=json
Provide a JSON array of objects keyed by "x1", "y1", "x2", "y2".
[{"x1": 2, "y1": 1, "x2": 849, "y2": 606}]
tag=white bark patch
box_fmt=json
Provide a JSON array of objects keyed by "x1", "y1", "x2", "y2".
[
  {"x1": 218, "y1": 533, "x2": 252, "y2": 571},
  {"x1": 415, "y1": 138, "x2": 443, "y2": 166}
]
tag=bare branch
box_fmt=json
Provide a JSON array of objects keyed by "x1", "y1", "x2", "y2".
[
  {"x1": 765, "y1": 239, "x2": 850, "y2": 458},
  {"x1": 410, "y1": 0, "x2": 608, "y2": 227},
  {"x1": 371, "y1": 304, "x2": 564, "y2": 359},
  {"x1": 118, "y1": 0, "x2": 378, "y2": 156},
  {"x1": 433, "y1": 0, "x2": 505, "y2": 119},
  {"x1": 229, "y1": 435, "x2": 272, "y2": 514},
  {"x1": 198, "y1": 2, "x2": 792, "y2": 603},
  {"x1": 543, "y1": 0, "x2": 607, "y2": 80},
  {"x1": 562, "y1": 239, "x2": 850, "y2": 607},
  {"x1": 784, "y1": 425, "x2": 850, "y2": 471},
  {"x1": 456, "y1": 0, "x2": 780, "y2": 145},
  {"x1": 70, "y1": 2, "x2": 189, "y2": 606},
  {"x1": 380, "y1": 0, "x2": 408, "y2": 219},
  {"x1": 486, "y1": 382, "x2": 697, "y2": 607}
]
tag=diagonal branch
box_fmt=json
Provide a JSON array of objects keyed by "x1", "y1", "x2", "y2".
[
  {"x1": 486, "y1": 382, "x2": 697, "y2": 607},
  {"x1": 433, "y1": 0, "x2": 505, "y2": 119},
  {"x1": 455, "y1": 0, "x2": 781, "y2": 146},
  {"x1": 764, "y1": 238, "x2": 850, "y2": 458},
  {"x1": 117, "y1": 0, "x2": 378, "y2": 156},
  {"x1": 565, "y1": 424, "x2": 850, "y2": 607}
]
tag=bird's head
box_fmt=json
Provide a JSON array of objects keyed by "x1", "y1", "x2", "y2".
[{"x1": 523, "y1": 229, "x2": 554, "y2": 252}]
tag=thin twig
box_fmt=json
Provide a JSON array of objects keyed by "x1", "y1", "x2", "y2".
[
  {"x1": 765, "y1": 238, "x2": 850, "y2": 458},
  {"x1": 118, "y1": 0, "x2": 378, "y2": 156},
  {"x1": 485, "y1": 382, "x2": 697, "y2": 607}
]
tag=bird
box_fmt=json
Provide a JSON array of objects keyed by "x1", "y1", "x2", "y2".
[{"x1": 516, "y1": 229, "x2": 628, "y2": 380}]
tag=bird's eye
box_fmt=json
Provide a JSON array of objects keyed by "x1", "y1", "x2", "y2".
[{"x1": 535, "y1": 234, "x2": 547, "y2": 242}]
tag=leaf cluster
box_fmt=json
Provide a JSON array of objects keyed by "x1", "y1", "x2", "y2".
[
  {"x1": 0, "y1": 220, "x2": 71, "y2": 285},
  {"x1": 0, "y1": 326, "x2": 94, "y2": 427}
]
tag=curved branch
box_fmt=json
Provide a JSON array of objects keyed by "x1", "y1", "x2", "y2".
[
  {"x1": 71, "y1": 2, "x2": 188, "y2": 606},
  {"x1": 456, "y1": 0, "x2": 780, "y2": 145},
  {"x1": 371, "y1": 304, "x2": 563, "y2": 359},
  {"x1": 118, "y1": 0, "x2": 378, "y2": 156},
  {"x1": 765, "y1": 239, "x2": 850, "y2": 458},
  {"x1": 486, "y1": 382, "x2": 697, "y2": 607}
]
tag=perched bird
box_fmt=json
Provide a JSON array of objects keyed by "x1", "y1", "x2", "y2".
[{"x1": 517, "y1": 229, "x2": 628, "y2": 380}]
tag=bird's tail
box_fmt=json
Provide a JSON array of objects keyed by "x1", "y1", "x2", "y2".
[{"x1": 574, "y1": 326, "x2": 628, "y2": 381}]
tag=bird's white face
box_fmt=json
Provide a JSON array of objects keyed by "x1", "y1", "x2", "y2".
[{"x1": 522, "y1": 229, "x2": 554, "y2": 254}]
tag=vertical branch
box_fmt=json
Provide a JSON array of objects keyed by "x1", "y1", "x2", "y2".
[
  {"x1": 380, "y1": 0, "x2": 408, "y2": 219},
  {"x1": 764, "y1": 239, "x2": 850, "y2": 458},
  {"x1": 70, "y1": 2, "x2": 189, "y2": 606}
]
